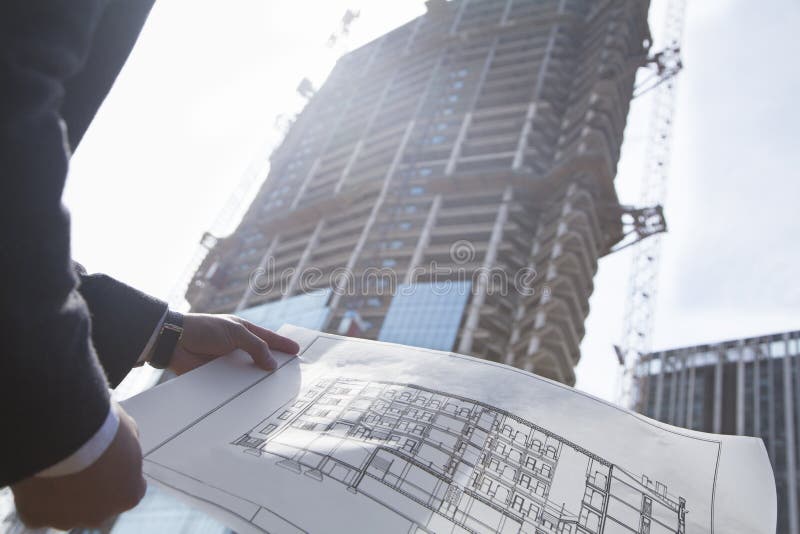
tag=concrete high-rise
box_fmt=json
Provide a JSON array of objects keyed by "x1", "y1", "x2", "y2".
[
  {"x1": 187, "y1": 0, "x2": 651, "y2": 386},
  {"x1": 635, "y1": 330, "x2": 800, "y2": 534}
]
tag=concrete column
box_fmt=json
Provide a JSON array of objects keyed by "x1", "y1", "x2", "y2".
[
  {"x1": 327, "y1": 119, "x2": 417, "y2": 315},
  {"x1": 654, "y1": 352, "x2": 665, "y2": 421},
  {"x1": 679, "y1": 356, "x2": 690, "y2": 427},
  {"x1": 712, "y1": 350, "x2": 723, "y2": 434},
  {"x1": 767, "y1": 345, "x2": 777, "y2": 462},
  {"x1": 794, "y1": 336, "x2": 800, "y2": 448},
  {"x1": 503, "y1": 305, "x2": 524, "y2": 366},
  {"x1": 291, "y1": 37, "x2": 386, "y2": 210},
  {"x1": 283, "y1": 219, "x2": 325, "y2": 299},
  {"x1": 449, "y1": 0, "x2": 469, "y2": 35},
  {"x1": 782, "y1": 335, "x2": 799, "y2": 534},
  {"x1": 404, "y1": 195, "x2": 442, "y2": 285},
  {"x1": 794, "y1": 337, "x2": 800, "y2": 533},
  {"x1": 512, "y1": 103, "x2": 537, "y2": 171},
  {"x1": 446, "y1": 113, "x2": 472, "y2": 175},
  {"x1": 504, "y1": 223, "x2": 544, "y2": 366},
  {"x1": 513, "y1": 23, "x2": 558, "y2": 170},
  {"x1": 235, "y1": 236, "x2": 280, "y2": 312},
  {"x1": 403, "y1": 16, "x2": 424, "y2": 56},
  {"x1": 736, "y1": 344, "x2": 745, "y2": 435},
  {"x1": 290, "y1": 159, "x2": 321, "y2": 210},
  {"x1": 500, "y1": 0, "x2": 514, "y2": 25},
  {"x1": 361, "y1": 34, "x2": 387, "y2": 74},
  {"x1": 325, "y1": 55, "x2": 446, "y2": 321},
  {"x1": 533, "y1": 25, "x2": 558, "y2": 99},
  {"x1": 667, "y1": 356, "x2": 678, "y2": 425},
  {"x1": 446, "y1": 40, "x2": 497, "y2": 176},
  {"x1": 335, "y1": 140, "x2": 364, "y2": 194},
  {"x1": 686, "y1": 365, "x2": 696, "y2": 429},
  {"x1": 753, "y1": 347, "x2": 761, "y2": 437},
  {"x1": 458, "y1": 186, "x2": 513, "y2": 354},
  {"x1": 334, "y1": 77, "x2": 395, "y2": 194}
]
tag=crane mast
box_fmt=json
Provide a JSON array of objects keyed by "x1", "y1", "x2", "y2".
[{"x1": 617, "y1": 0, "x2": 687, "y2": 409}]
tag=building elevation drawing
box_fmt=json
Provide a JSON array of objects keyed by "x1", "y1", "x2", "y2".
[
  {"x1": 235, "y1": 378, "x2": 686, "y2": 533},
  {"x1": 124, "y1": 327, "x2": 776, "y2": 534}
]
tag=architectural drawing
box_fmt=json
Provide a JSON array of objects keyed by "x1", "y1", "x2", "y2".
[
  {"x1": 234, "y1": 378, "x2": 687, "y2": 534},
  {"x1": 124, "y1": 327, "x2": 775, "y2": 533}
]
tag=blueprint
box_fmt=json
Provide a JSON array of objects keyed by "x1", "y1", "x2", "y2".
[{"x1": 122, "y1": 325, "x2": 776, "y2": 534}]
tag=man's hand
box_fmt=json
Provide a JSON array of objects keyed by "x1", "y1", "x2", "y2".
[
  {"x1": 168, "y1": 314, "x2": 301, "y2": 375},
  {"x1": 10, "y1": 404, "x2": 146, "y2": 530}
]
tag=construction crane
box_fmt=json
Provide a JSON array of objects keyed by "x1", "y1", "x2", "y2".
[
  {"x1": 326, "y1": 9, "x2": 360, "y2": 49},
  {"x1": 615, "y1": 0, "x2": 688, "y2": 409}
]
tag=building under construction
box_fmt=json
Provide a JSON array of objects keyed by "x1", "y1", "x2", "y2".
[{"x1": 187, "y1": 0, "x2": 652, "y2": 386}]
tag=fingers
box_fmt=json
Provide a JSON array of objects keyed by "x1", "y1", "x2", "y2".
[
  {"x1": 239, "y1": 320, "x2": 301, "y2": 355},
  {"x1": 110, "y1": 406, "x2": 148, "y2": 512},
  {"x1": 230, "y1": 323, "x2": 278, "y2": 371},
  {"x1": 11, "y1": 404, "x2": 148, "y2": 531}
]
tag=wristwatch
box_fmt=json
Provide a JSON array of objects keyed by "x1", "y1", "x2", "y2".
[{"x1": 149, "y1": 310, "x2": 184, "y2": 369}]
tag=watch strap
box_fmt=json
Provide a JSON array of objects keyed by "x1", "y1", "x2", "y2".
[{"x1": 149, "y1": 310, "x2": 184, "y2": 369}]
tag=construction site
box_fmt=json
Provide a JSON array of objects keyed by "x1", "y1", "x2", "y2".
[
  {"x1": 2, "y1": 0, "x2": 796, "y2": 533},
  {"x1": 176, "y1": 2, "x2": 796, "y2": 529}
]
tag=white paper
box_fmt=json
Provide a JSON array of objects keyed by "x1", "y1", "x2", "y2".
[{"x1": 122, "y1": 325, "x2": 776, "y2": 534}]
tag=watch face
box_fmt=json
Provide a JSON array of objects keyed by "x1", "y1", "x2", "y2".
[{"x1": 151, "y1": 321, "x2": 183, "y2": 369}]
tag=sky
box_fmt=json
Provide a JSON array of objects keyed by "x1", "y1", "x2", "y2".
[{"x1": 65, "y1": 0, "x2": 800, "y2": 403}]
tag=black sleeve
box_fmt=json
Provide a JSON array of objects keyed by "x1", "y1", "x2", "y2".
[
  {"x1": 0, "y1": 0, "x2": 112, "y2": 487},
  {"x1": 75, "y1": 266, "x2": 168, "y2": 388},
  {"x1": 64, "y1": 0, "x2": 163, "y2": 388}
]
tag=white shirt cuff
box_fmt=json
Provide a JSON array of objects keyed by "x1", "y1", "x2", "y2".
[
  {"x1": 35, "y1": 403, "x2": 120, "y2": 478},
  {"x1": 136, "y1": 308, "x2": 169, "y2": 365}
]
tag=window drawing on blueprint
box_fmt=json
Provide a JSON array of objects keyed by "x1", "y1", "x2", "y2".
[{"x1": 233, "y1": 377, "x2": 687, "y2": 534}]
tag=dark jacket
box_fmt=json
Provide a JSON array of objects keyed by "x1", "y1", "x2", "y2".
[{"x1": 1, "y1": 0, "x2": 160, "y2": 487}]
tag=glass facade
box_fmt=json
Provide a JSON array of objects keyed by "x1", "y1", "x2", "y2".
[
  {"x1": 378, "y1": 281, "x2": 471, "y2": 351},
  {"x1": 636, "y1": 330, "x2": 800, "y2": 534},
  {"x1": 235, "y1": 289, "x2": 331, "y2": 332}
]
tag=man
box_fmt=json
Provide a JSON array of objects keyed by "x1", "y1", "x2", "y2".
[{"x1": 0, "y1": 0, "x2": 300, "y2": 529}]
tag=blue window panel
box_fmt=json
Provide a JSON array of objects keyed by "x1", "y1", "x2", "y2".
[
  {"x1": 237, "y1": 289, "x2": 331, "y2": 332},
  {"x1": 378, "y1": 281, "x2": 471, "y2": 352}
]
